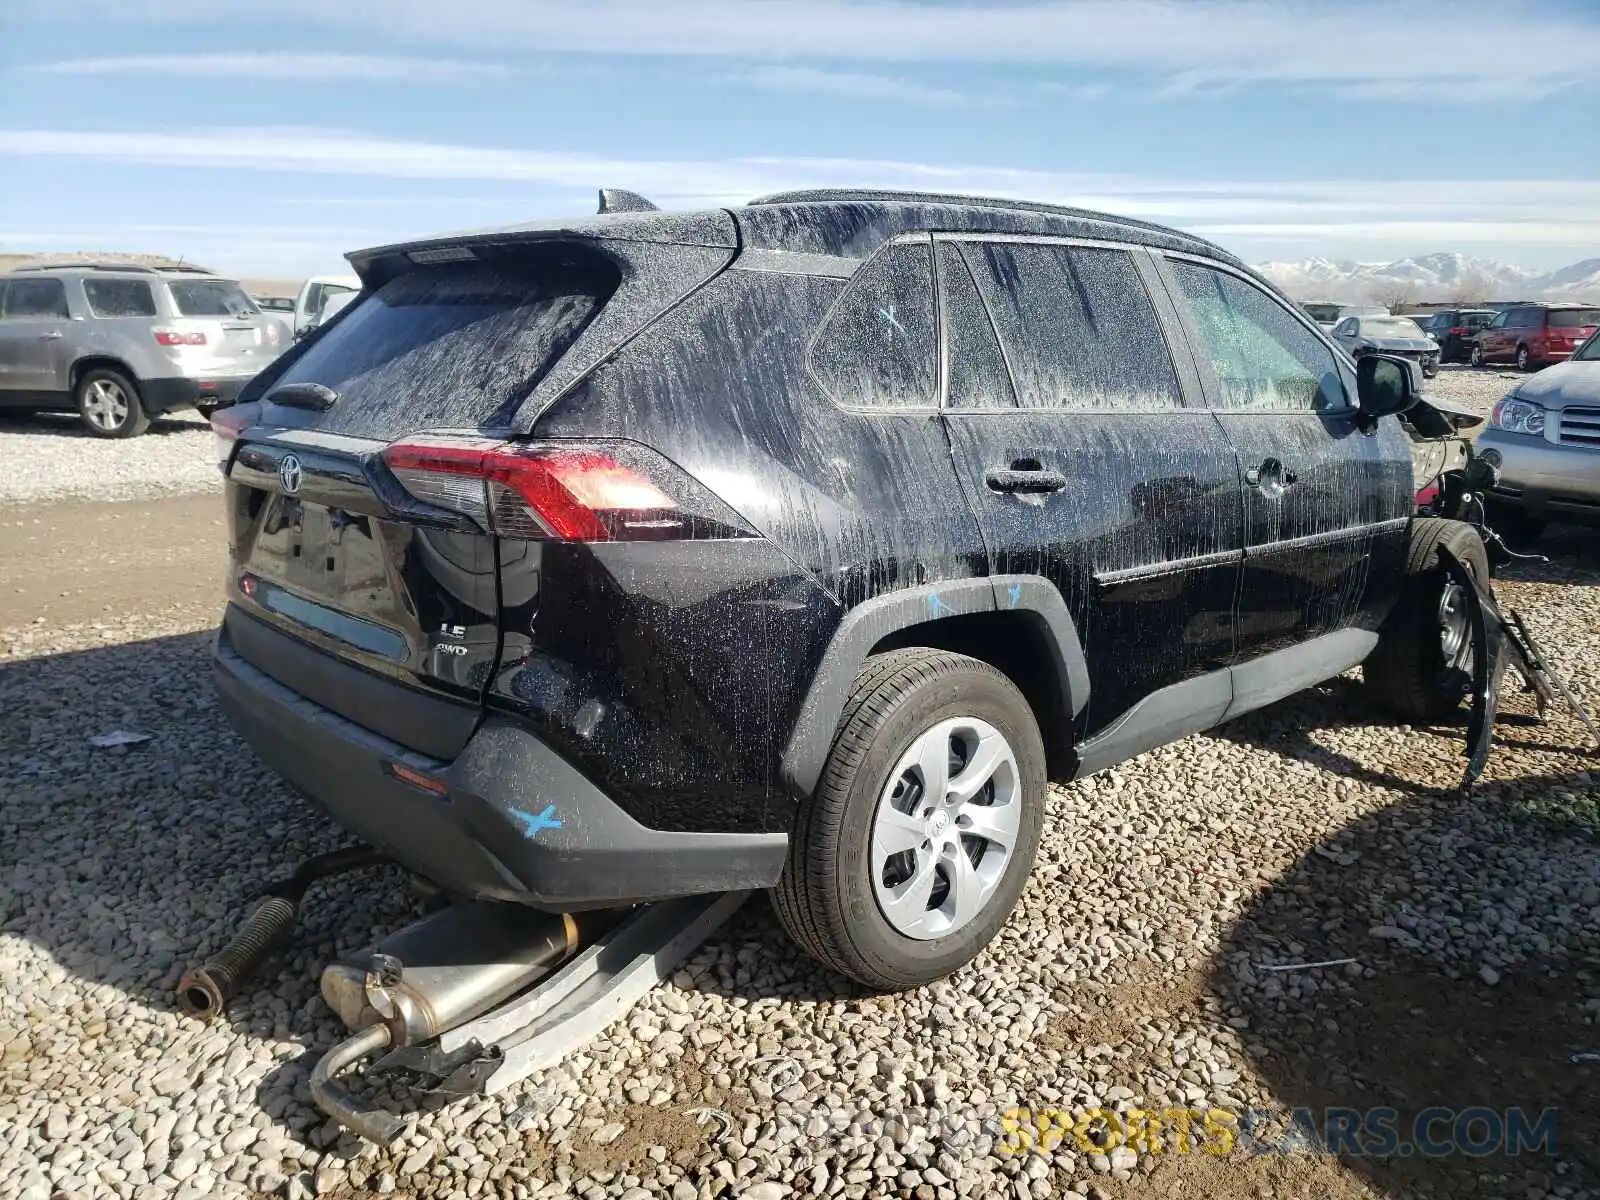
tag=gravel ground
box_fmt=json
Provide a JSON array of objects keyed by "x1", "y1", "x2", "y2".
[
  {"x1": 0, "y1": 361, "x2": 1534, "y2": 509},
  {"x1": 1423, "y1": 363, "x2": 1524, "y2": 420},
  {"x1": 2, "y1": 511, "x2": 1598, "y2": 1200},
  {"x1": 0, "y1": 413, "x2": 217, "y2": 506}
]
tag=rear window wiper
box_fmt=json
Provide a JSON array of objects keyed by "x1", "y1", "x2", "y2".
[{"x1": 265, "y1": 382, "x2": 339, "y2": 411}]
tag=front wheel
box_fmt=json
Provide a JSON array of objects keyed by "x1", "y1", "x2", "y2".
[
  {"x1": 1470, "y1": 344, "x2": 1485, "y2": 368},
  {"x1": 1516, "y1": 345, "x2": 1532, "y2": 372},
  {"x1": 772, "y1": 648, "x2": 1047, "y2": 990},
  {"x1": 75, "y1": 368, "x2": 149, "y2": 438},
  {"x1": 1362, "y1": 518, "x2": 1489, "y2": 722}
]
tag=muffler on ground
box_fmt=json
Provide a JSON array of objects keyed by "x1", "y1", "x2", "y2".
[{"x1": 310, "y1": 900, "x2": 582, "y2": 1143}]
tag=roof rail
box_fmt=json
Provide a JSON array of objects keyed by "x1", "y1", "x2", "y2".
[
  {"x1": 7, "y1": 260, "x2": 219, "y2": 275},
  {"x1": 746, "y1": 188, "x2": 1203, "y2": 243}
]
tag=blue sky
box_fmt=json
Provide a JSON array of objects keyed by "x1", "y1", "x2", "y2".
[{"x1": 1, "y1": 0, "x2": 1597, "y2": 278}]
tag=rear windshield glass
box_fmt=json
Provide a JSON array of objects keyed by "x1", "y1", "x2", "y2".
[
  {"x1": 1550, "y1": 309, "x2": 1600, "y2": 329},
  {"x1": 84, "y1": 279, "x2": 157, "y2": 318},
  {"x1": 1301, "y1": 303, "x2": 1340, "y2": 323},
  {"x1": 169, "y1": 280, "x2": 259, "y2": 318},
  {"x1": 267, "y1": 247, "x2": 621, "y2": 436}
]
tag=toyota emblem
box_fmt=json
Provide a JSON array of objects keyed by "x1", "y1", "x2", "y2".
[{"x1": 278, "y1": 454, "x2": 303, "y2": 496}]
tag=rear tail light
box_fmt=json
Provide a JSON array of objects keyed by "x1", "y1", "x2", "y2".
[
  {"x1": 1448, "y1": 326, "x2": 1472, "y2": 336},
  {"x1": 154, "y1": 328, "x2": 207, "y2": 346},
  {"x1": 210, "y1": 406, "x2": 251, "y2": 473},
  {"x1": 381, "y1": 437, "x2": 756, "y2": 541}
]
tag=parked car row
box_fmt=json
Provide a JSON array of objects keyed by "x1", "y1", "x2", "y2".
[
  {"x1": 1300, "y1": 298, "x2": 1600, "y2": 377},
  {"x1": 0, "y1": 264, "x2": 364, "y2": 436}
]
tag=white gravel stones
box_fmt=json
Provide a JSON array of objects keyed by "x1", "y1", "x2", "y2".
[
  {"x1": 0, "y1": 413, "x2": 218, "y2": 505},
  {"x1": 1, "y1": 525, "x2": 1596, "y2": 1198},
  {"x1": 1423, "y1": 362, "x2": 1524, "y2": 418}
]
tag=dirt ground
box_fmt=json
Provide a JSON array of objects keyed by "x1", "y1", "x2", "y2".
[{"x1": 0, "y1": 493, "x2": 226, "y2": 634}]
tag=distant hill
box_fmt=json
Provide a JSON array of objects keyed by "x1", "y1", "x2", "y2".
[{"x1": 1254, "y1": 252, "x2": 1599, "y2": 304}]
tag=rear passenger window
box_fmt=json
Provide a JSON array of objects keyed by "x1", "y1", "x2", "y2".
[
  {"x1": 936, "y1": 243, "x2": 1015, "y2": 410},
  {"x1": 957, "y1": 241, "x2": 1181, "y2": 410},
  {"x1": 1169, "y1": 262, "x2": 1346, "y2": 412},
  {"x1": 810, "y1": 239, "x2": 936, "y2": 409},
  {"x1": 3, "y1": 277, "x2": 70, "y2": 319},
  {"x1": 84, "y1": 279, "x2": 157, "y2": 318}
]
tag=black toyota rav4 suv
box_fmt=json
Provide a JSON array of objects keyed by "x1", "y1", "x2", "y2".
[{"x1": 213, "y1": 189, "x2": 1469, "y2": 990}]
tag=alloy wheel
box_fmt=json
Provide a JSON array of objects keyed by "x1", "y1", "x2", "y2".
[
  {"x1": 870, "y1": 716, "x2": 1021, "y2": 940},
  {"x1": 82, "y1": 378, "x2": 130, "y2": 432}
]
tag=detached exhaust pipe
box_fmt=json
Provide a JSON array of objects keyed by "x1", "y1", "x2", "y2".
[
  {"x1": 310, "y1": 900, "x2": 583, "y2": 1141},
  {"x1": 178, "y1": 845, "x2": 387, "y2": 1021}
]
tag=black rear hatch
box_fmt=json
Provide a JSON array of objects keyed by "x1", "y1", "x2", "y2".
[{"x1": 220, "y1": 229, "x2": 732, "y2": 758}]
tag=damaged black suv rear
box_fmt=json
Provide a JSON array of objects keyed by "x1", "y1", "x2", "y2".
[{"x1": 214, "y1": 189, "x2": 1463, "y2": 989}]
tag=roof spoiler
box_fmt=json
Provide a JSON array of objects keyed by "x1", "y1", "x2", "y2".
[{"x1": 597, "y1": 188, "x2": 659, "y2": 214}]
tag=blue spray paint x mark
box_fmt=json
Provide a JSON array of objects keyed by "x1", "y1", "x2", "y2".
[
  {"x1": 1007, "y1": 584, "x2": 1022, "y2": 608},
  {"x1": 927, "y1": 593, "x2": 957, "y2": 618},
  {"x1": 509, "y1": 804, "x2": 563, "y2": 838}
]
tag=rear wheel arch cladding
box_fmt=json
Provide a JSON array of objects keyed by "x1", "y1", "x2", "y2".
[
  {"x1": 72, "y1": 356, "x2": 142, "y2": 392},
  {"x1": 779, "y1": 576, "x2": 1089, "y2": 797}
]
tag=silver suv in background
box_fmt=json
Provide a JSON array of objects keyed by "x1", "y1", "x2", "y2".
[
  {"x1": 1477, "y1": 328, "x2": 1600, "y2": 541},
  {"x1": 0, "y1": 263, "x2": 290, "y2": 437}
]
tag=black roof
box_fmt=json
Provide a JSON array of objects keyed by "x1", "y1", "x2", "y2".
[{"x1": 738, "y1": 188, "x2": 1241, "y2": 265}]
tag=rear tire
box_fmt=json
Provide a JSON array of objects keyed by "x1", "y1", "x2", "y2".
[
  {"x1": 1516, "y1": 345, "x2": 1532, "y2": 372},
  {"x1": 772, "y1": 648, "x2": 1047, "y2": 991},
  {"x1": 75, "y1": 367, "x2": 149, "y2": 438},
  {"x1": 1362, "y1": 518, "x2": 1489, "y2": 723}
]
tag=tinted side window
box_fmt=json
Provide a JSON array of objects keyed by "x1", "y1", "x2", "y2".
[
  {"x1": 810, "y1": 240, "x2": 936, "y2": 409},
  {"x1": 1169, "y1": 262, "x2": 1346, "y2": 412},
  {"x1": 960, "y1": 242, "x2": 1181, "y2": 410},
  {"x1": 3, "y1": 278, "x2": 70, "y2": 319},
  {"x1": 84, "y1": 279, "x2": 157, "y2": 318},
  {"x1": 936, "y1": 243, "x2": 1016, "y2": 410}
]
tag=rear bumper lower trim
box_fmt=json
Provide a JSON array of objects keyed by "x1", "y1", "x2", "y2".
[{"x1": 213, "y1": 623, "x2": 789, "y2": 909}]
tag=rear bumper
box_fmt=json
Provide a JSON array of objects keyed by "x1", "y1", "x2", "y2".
[
  {"x1": 1477, "y1": 428, "x2": 1600, "y2": 524},
  {"x1": 142, "y1": 375, "x2": 252, "y2": 413},
  {"x1": 213, "y1": 614, "x2": 788, "y2": 910}
]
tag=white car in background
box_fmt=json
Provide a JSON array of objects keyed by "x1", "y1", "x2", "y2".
[{"x1": 292, "y1": 274, "x2": 360, "y2": 336}]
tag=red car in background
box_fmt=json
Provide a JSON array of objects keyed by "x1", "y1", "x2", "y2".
[{"x1": 1471, "y1": 303, "x2": 1600, "y2": 371}]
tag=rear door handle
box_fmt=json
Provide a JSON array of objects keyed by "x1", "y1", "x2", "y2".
[
  {"x1": 985, "y1": 467, "x2": 1068, "y2": 494},
  {"x1": 38, "y1": 331, "x2": 64, "y2": 340},
  {"x1": 1245, "y1": 458, "x2": 1297, "y2": 493}
]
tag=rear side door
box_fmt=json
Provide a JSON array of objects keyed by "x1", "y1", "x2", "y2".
[
  {"x1": 936, "y1": 236, "x2": 1245, "y2": 740},
  {"x1": 1479, "y1": 310, "x2": 1510, "y2": 360},
  {"x1": 0, "y1": 277, "x2": 73, "y2": 395},
  {"x1": 1153, "y1": 255, "x2": 1411, "y2": 668}
]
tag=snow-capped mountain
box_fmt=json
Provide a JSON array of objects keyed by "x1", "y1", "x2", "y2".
[
  {"x1": 1533, "y1": 257, "x2": 1600, "y2": 299},
  {"x1": 1254, "y1": 252, "x2": 1596, "y2": 303}
]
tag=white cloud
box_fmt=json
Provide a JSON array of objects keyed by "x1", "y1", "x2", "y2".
[
  {"x1": 16, "y1": 0, "x2": 1600, "y2": 98},
  {"x1": 3, "y1": 126, "x2": 1597, "y2": 253},
  {"x1": 28, "y1": 52, "x2": 506, "y2": 83},
  {"x1": 730, "y1": 66, "x2": 972, "y2": 106}
]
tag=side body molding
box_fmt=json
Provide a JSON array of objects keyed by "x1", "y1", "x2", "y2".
[{"x1": 779, "y1": 574, "x2": 1090, "y2": 798}]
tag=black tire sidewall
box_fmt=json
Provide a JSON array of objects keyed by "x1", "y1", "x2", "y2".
[
  {"x1": 825, "y1": 667, "x2": 1046, "y2": 986},
  {"x1": 75, "y1": 368, "x2": 147, "y2": 438}
]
